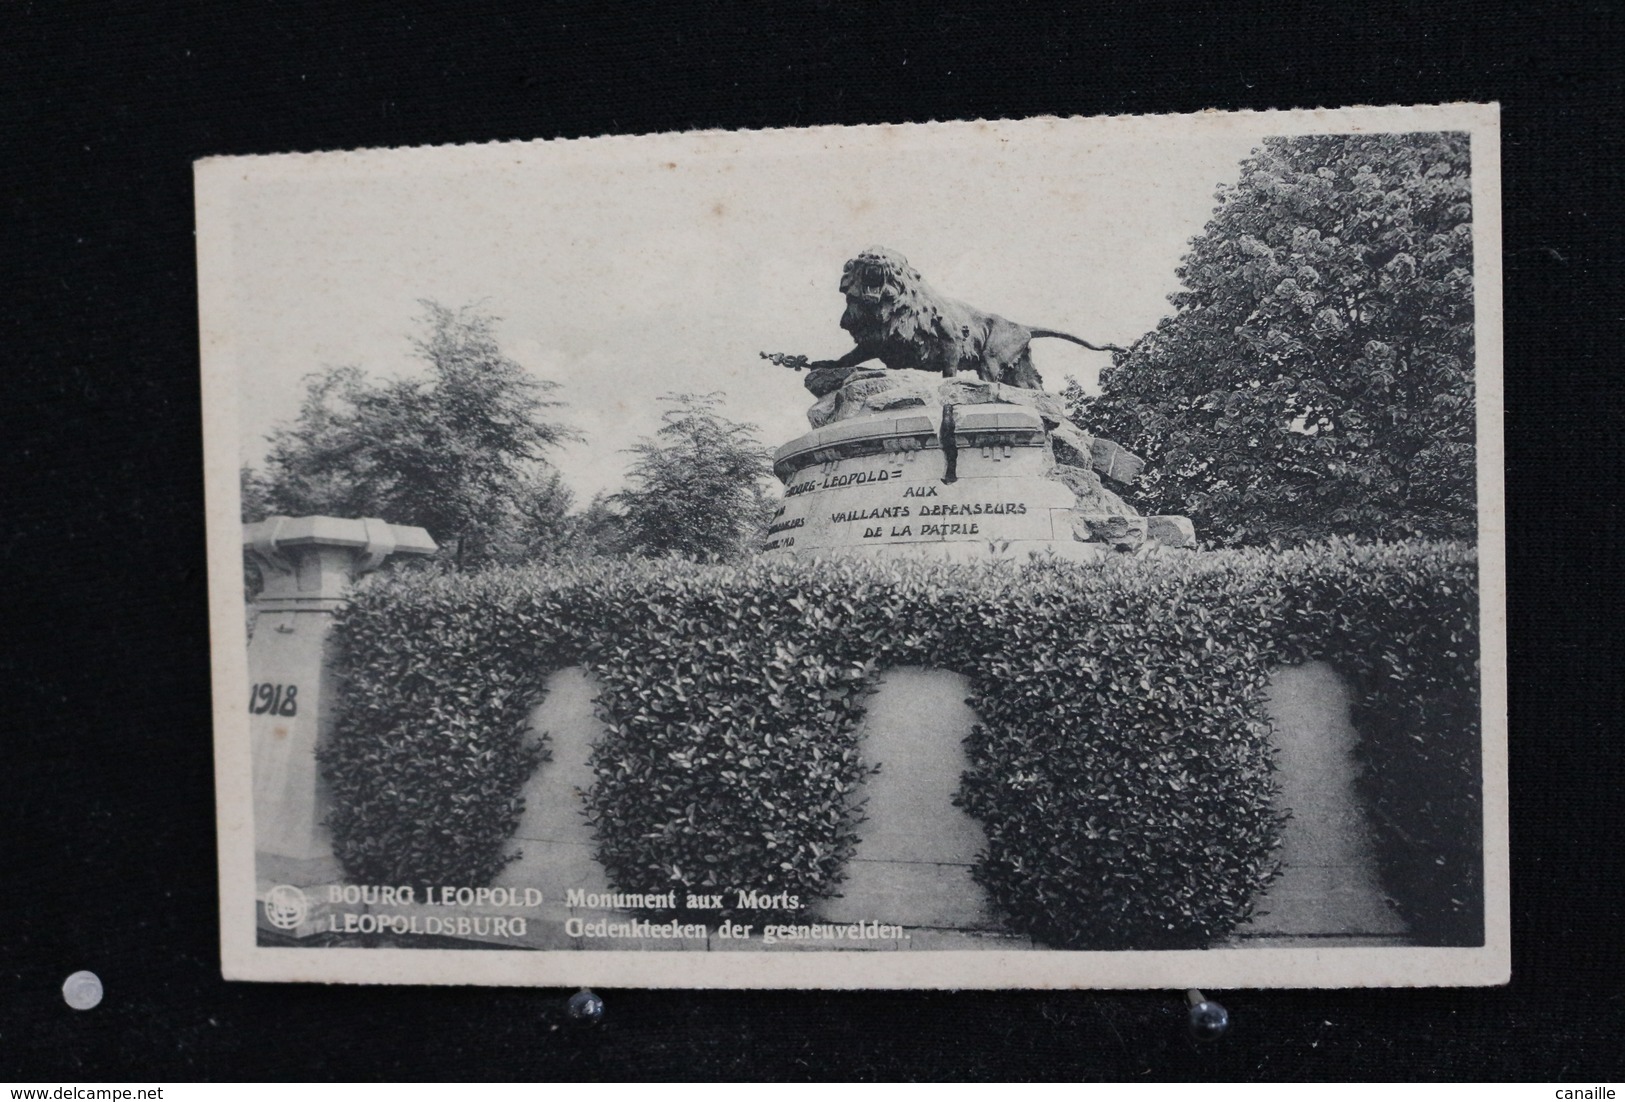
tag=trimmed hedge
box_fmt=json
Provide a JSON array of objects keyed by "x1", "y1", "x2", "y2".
[{"x1": 320, "y1": 541, "x2": 1482, "y2": 948}]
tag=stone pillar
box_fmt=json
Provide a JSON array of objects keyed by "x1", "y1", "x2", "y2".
[
  {"x1": 243, "y1": 516, "x2": 435, "y2": 931},
  {"x1": 1238, "y1": 661, "x2": 1410, "y2": 946},
  {"x1": 494, "y1": 667, "x2": 625, "y2": 949},
  {"x1": 817, "y1": 668, "x2": 1007, "y2": 945}
]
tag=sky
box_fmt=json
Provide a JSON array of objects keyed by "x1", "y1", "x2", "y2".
[{"x1": 208, "y1": 116, "x2": 1270, "y2": 504}]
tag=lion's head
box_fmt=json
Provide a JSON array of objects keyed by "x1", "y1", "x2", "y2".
[{"x1": 838, "y1": 247, "x2": 942, "y2": 344}]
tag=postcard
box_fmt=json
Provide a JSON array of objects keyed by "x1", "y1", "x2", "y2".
[{"x1": 199, "y1": 104, "x2": 1507, "y2": 987}]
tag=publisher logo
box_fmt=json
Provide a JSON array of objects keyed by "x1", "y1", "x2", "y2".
[{"x1": 264, "y1": 884, "x2": 309, "y2": 930}]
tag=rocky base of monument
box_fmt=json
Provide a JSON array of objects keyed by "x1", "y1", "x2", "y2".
[{"x1": 763, "y1": 366, "x2": 1196, "y2": 562}]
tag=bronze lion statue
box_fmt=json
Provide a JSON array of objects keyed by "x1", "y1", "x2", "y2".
[{"x1": 770, "y1": 246, "x2": 1123, "y2": 392}]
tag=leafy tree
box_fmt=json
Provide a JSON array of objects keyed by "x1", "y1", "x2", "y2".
[
  {"x1": 484, "y1": 468, "x2": 580, "y2": 564},
  {"x1": 1071, "y1": 132, "x2": 1476, "y2": 547},
  {"x1": 241, "y1": 465, "x2": 274, "y2": 524},
  {"x1": 240, "y1": 466, "x2": 275, "y2": 601},
  {"x1": 606, "y1": 392, "x2": 775, "y2": 561},
  {"x1": 252, "y1": 302, "x2": 580, "y2": 568},
  {"x1": 574, "y1": 494, "x2": 633, "y2": 558}
]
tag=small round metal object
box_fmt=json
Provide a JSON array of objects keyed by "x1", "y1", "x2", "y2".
[
  {"x1": 62, "y1": 971, "x2": 104, "y2": 1011},
  {"x1": 565, "y1": 988, "x2": 604, "y2": 1025},
  {"x1": 1187, "y1": 998, "x2": 1230, "y2": 1041}
]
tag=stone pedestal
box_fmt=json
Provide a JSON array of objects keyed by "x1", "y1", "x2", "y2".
[
  {"x1": 242, "y1": 515, "x2": 436, "y2": 934},
  {"x1": 766, "y1": 405, "x2": 1103, "y2": 563},
  {"x1": 763, "y1": 369, "x2": 1192, "y2": 562}
]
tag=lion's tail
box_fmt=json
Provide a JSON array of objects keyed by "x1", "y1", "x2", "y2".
[{"x1": 1029, "y1": 327, "x2": 1126, "y2": 354}]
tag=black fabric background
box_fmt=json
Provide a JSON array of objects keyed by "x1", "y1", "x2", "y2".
[{"x1": 4, "y1": 0, "x2": 1621, "y2": 1082}]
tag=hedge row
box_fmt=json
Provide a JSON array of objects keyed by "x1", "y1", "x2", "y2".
[{"x1": 320, "y1": 540, "x2": 1482, "y2": 949}]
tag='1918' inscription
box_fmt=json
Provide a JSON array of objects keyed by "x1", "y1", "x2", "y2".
[{"x1": 250, "y1": 683, "x2": 299, "y2": 716}]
